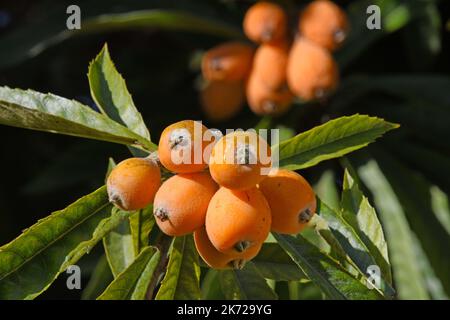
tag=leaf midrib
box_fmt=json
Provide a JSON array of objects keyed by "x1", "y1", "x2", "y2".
[{"x1": 277, "y1": 124, "x2": 390, "y2": 167}]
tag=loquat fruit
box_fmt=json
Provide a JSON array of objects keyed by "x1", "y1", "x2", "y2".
[
  {"x1": 201, "y1": 42, "x2": 254, "y2": 82},
  {"x1": 206, "y1": 187, "x2": 271, "y2": 254},
  {"x1": 194, "y1": 226, "x2": 262, "y2": 270},
  {"x1": 258, "y1": 169, "x2": 316, "y2": 234},
  {"x1": 299, "y1": 0, "x2": 349, "y2": 51},
  {"x1": 243, "y1": 1, "x2": 288, "y2": 44},
  {"x1": 287, "y1": 37, "x2": 339, "y2": 101},
  {"x1": 252, "y1": 42, "x2": 289, "y2": 90},
  {"x1": 153, "y1": 172, "x2": 218, "y2": 236},
  {"x1": 158, "y1": 120, "x2": 209, "y2": 173},
  {"x1": 246, "y1": 69, "x2": 293, "y2": 116},
  {"x1": 209, "y1": 130, "x2": 272, "y2": 190},
  {"x1": 200, "y1": 80, "x2": 245, "y2": 122},
  {"x1": 107, "y1": 156, "x2": 161, "y2": 211}
]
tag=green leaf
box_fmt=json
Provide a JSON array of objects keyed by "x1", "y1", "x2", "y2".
[
  {"x1": 357, "y1": 158, "x2": 430, "y2": 299},
  {"x1": 340, "y1": 169, "x2": 392, "y2": 284},
  {"x1": 0, "y1": 186, "x2": 112, "y2": 299},
  {"x1": 219, "y1": 262, "x2": 278, "y2": 300},
  {"x1": 81, "y1": 255, "x2": 114, "y2": 300},
  {"x1": 430, "y1": 186, "x2": 450, "y2": 235},
  {"x1": 274, "y1": 115, "x2": 398, "y2": 171},
  {"x1": 273, "y1": 233, "x2": 383, "y2": 300},
  {"x1": 97, "y1": 246, "x2": 160, "y2": 300},
  {"x1": 0, "y1": 86, "x2": 153, "y2": 151},
  {"x1": 103, "y1": 210, "x2": 136, "y2": 278},
  {"x1": 155, "y1": 235, "x2": 201, "y2": 300},
  {"x1": 201, "y1": 269, "x2": 226, "y2": 300},
  {"x1": 312, "y1": 214, "x2": 355, "y2": 270},
  {"x1": 365, "y1": 148, "x2": 450, "y2": 296},
  {"x1": 316, "y1": 199, "x2": 394, "y2": 297},
  {"x1": 314, "y1": 170, "x2": 340, "y2": 211},
  {"x1": 81, "y1": 10, "x2": 242, "y2": 39},
  {"x1": 252, "y1": 243, "x2": 305, "y2": 281},
  {"x1": 88, "y1": 44, "x2": 154, "y2": 152},
  {"x1": 63, "y1": 207, "x2": 131, "y2": 271},
  {"x1": 129, "y1": 206, "x2": 155, "y2": 256}
]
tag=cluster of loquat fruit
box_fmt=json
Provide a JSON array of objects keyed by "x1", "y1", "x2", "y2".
[
  {"x1": 200, "y1": 0, "x2": 349, "y2": 121},
  {"x1": 107, "y1": 120, "x2": 316, "y2": 270}
]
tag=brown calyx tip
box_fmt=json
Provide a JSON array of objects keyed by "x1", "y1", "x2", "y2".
[
  {"x1": 154, "y1": 207, "x2": 170, "y2": 222},
  {"x1": 230, "y1": 259, "x2": 247, "y2": 270},
  {"x1": 210, "y1": 57, "x2": 222, "y2": 71},
  {"x1": 314, "y1": 87, "x2": 328, "y2": 100},
  {"x1": 108, "y1": 192, "x2": 125, "y2": 210},
  {"x1": 261, "y1": 27, "x2": 274, "y2": 42},
  {"x1": 333, "y1": 28, "x2": 346, "y2": 44},
  {"x1": 262, "y1": 100, "x2": 277, "y2": 113},
  {"x1": 299, "y1": 208, "x2": 313, "y2": 224},
  {"x1": 234, "y1": 240, "x2": 252, "y2": 253}
]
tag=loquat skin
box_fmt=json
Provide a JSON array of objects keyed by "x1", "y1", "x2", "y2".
[
  {"x1": 107, "y1": 157, "x2": 161, "y2": 211},
  {"x1": 287, "y1": 37, "x2": 339, "y2": 101},
  {"x1": 194, "y1": 226, "x2": 262, "y2": 270},
  {"x1": 246, "y1": 69, "x2": 293, "y2": 116},
  {"x1": 209, "y1": 130, "x2": 272, "y2": 190},
  {"x1": 206, "y1": 187, "x2": 271, "y2": 254},
  {"x1": 299, "y1": 0, "x2": 349, "y2": 51},
  {"x1": 252, "y1": 42, "x2": 290, "y2": 90},
  {"x1": 201, "y1": 42, "x2": 254, "y2": 82},
  {"x1": 243, "y1": 1, "x2": 288, "y2": 44},
  {"x1": 258, "y1": 169, "x2": 316, "y2": 234},
  {"x1": 158, "y1": 120, "x2": 209, "y2": 173},
  {"x1": 200, "y1": 80, "x2": 245, "y2": 122},
  {"x1": 153, "y1": 172, "x2": 218, "y2": 236}
]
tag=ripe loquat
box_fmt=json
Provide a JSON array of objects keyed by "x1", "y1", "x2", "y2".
[
  {"x1": 209, "y1": 130, "x2": 271, "y2": 190},
  {"x1": 205, "y1": 187, "x2": 271, "y2": 254},
  {"x1": 299, "y1": 0, "x2": 349, "y2": 51},
  {"x1": 194, "y1": 226, "x2": 262, "y2": 270},
  {"x1": 258, "y1": 169, "x2": 316, "y2": 234},
  {"x1": 201, "y1": 42, "x2": 254, "y2": 82},
  {"x1": 200, "y1": 80, "x2": 245, "y2": 122},
  {"x1": 252, "y1": 42, "x2": 289, "y2": 90},
  {"x1": 246, "y1": 69, "x2": 293, "y2": 116},
  {"x1": 153, "y1": 172, "x2": 218, "y2": 236},
  {"x1": 107, "y1": 156, "x2": 161, "y2": 211},
  {"x1": 287, "y1": 37, "x2": 339, "y2": 101},
  {"x1": 243, "y1": 1, "x2": 288, "y2": 44},
  {"x1": 158, "y1": 120, "x2": 209, "y2": 173}
]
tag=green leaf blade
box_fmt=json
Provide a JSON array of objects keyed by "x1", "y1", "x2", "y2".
[
  {"x1": 252, "y1": 243, "x2": 305, "y2": 281},
  {"x1": 0, "y1": 87, "x2": 153, "y2": 150},
  {"x1": 155, "y1": 235, "x2": 201, "y2": 300},
  {"x1": 274, "y1": 233, "x2": 383, "y2": 300},
  {"x1": 358, "y1": 159, "x2": 430, "y2": 299},
  {"x1": 341, "y1": 169, "x2": 390, "y2": 277},
  {"x1": 103, "y1": 211, "x2": 136, "y2": 278},
  {"x1": 88, "y1": 44, "x2": 152, "y2": 144},
  {"x1": 219, "y1": 262, "x2": 278, "y2": 300},
  {"x1": 97, "y1": 246, "x2": 160, "y2": 300},
  {"x1": 275, "y1": 115, "x2": 398, "y2": 171},
  {"x1": 0, "y1": 186, "x2": 112, "y2": 300}
]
